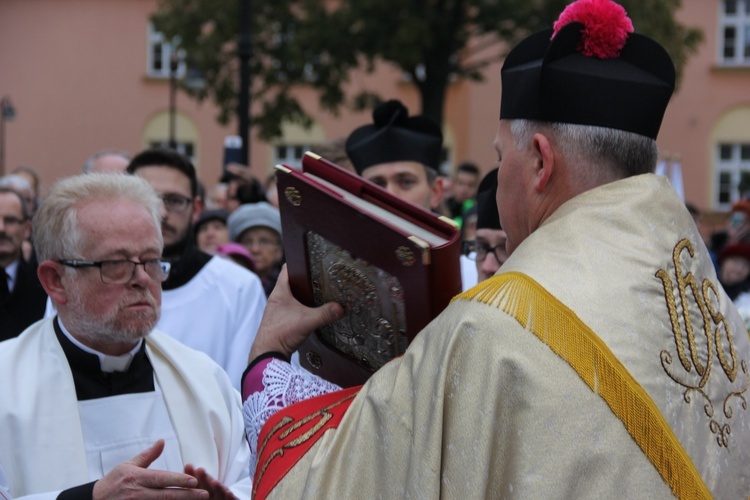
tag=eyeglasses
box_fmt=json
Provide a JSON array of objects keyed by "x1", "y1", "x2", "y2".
[
  {"x1": 462, "y1": 240, "x2": 506, "y2": 263},
  {"x1": 0, "y1": 215, "x2": 26, "y2": 227},
  {"x1": 159, "y1": 194, "x2": 192, "y2": 213},
  {"x1": 57, "y1": 259, "x2": 171, "y2": 284}
]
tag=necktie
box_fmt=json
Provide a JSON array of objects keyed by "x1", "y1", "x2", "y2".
[{"x1": 0, "y1": 268, "x2": 9, "y2": 304}]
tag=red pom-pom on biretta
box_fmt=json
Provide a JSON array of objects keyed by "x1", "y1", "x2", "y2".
[{"x1": 552, "y1": 0, "x2": 634, "y2": 59}]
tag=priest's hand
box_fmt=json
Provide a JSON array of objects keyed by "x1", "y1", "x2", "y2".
[
  {"x1": 184, "y1": 465, "x2": 237, "y2": 500},
  {"x1": 92, "y1": 440, "x2": 209, "y2": 499},
  {"x1": 249, "y1": 265, "x2": 344, "y2": 363}
]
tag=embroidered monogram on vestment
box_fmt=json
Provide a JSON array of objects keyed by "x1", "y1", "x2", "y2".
[{"x1": 656, "y1": 238, "x2": 749, "y2": 448}]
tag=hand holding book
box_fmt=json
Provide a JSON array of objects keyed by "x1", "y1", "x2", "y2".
[{"x1": 248, "y1": 265, "x2": 344, "y2": 364}]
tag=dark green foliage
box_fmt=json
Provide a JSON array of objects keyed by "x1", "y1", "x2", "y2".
[{"x1": 152, "y1": 0, "x2": 702, "y2": 139}]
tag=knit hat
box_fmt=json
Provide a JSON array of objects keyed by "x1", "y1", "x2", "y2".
[
  {"x1": 346, "y1": 100, "x2": 443, "y2": 174},
  {"x1": 500, "y1": 0, "x2": 675, "y2": 139},
  {"x1": 720, "y1": 243, "x2": 750, "y2": 264},
  {"x1": 194, "y1": 208, "x2": 229, "y2": 233},
  {"x1": 476, "y1": 169, "x2": 501, "y2": 230},
  {"x1": 227, "y1": 202, "x2": 282, "y2": 241},
  {"x1": 216, "y1": 242, "x2": 256, "y2": 272}
]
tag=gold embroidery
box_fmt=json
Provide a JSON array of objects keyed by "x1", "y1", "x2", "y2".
[
  {"x1": 257, "y1": 416, "x2": 293, "y2": 459},
  {"x1": 703, "y1": 279, "x2": 738, "y2": 382},
  {"x1": 253, "y1": 392, "x2": 358, "y2": 497},
  {"x1": 656, "y1": 238, "x2": 749, "y2": 449},
  {"x1": 709, "y1": 420, "x2": 732, "y2": 447},
  {"x1": 254, "y1": 416, "x2": 293, "y2": 495},
  {"x1": 395, "y1": 246, "x2": 416, "y2": 267},
  {"x1": 280, "y1": 406, "x2": 334, "y2": 445},
  {"x1": 284, "y1": 186, "x2": 302, "y2": 206}
]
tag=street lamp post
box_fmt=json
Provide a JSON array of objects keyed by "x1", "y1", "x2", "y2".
[
  {"x1": 0, "y1": 97, "x2": 16, "y2": 177},
  {"x1": 168, "y1": 51, "x2": 179, "y2": 150},
  {"x1": 166, "y1": 43, "x2": 205, "y2": 154},
  {"x1": 238, "y1": 0, "x2": 252, "y2": 165}
]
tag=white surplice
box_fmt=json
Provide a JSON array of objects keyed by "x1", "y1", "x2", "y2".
[{"x1": 0, "y1": 318, "x2": 252, "y2": 498}]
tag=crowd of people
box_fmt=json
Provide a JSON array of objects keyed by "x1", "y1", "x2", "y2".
[
  {"x1": 0, "y1": 0, "x2": 749, "y2": 497},
  {"x1": 0, "y1": 92, "x2": 498, "y2": 500}
]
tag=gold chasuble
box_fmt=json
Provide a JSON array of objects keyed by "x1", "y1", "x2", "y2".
[
  {"x1": 256, "y1": 175, "x2": 750, "y2": 499},
  {"x1": 460, "y1": 272, "x2": 710, "y2": 499}
]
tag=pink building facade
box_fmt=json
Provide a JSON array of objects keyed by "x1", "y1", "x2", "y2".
[
  {"x1": 0, "y1": 0, "x2": 748, "y2": 214},
  {"x1": 658, "y1": 0, "x2": 750, "y2": 213}
]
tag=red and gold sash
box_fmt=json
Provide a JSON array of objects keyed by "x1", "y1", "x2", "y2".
[{"x1": 253, "y1": 385, "x2": 361, "y2": 499}]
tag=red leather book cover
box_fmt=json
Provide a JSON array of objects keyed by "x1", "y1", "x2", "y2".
[{"x1": 276, "y1": 152, "x2": 461, "y2": 387}]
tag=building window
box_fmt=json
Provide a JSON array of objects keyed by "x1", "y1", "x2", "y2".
[
  {"x1": 719, "y1": 0, "x2": 750, "y2": 65},
  {"x1": 147, "y1": 24, "x2": 185, "y2": 78},
  {"x1": 716, "y1": 142, "x2": 750, "y2": 208},
  {"x1": 274, "y1": 144, "x2": 313, "y2": 170}
]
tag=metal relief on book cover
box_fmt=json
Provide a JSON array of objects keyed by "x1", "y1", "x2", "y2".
[{"x1": 307, "y1": 231, "x2": 407, "y2": 370}]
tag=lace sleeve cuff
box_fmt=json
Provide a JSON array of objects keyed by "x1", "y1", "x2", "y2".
[
  {"x1": 241, "y1": 351, "x2": 289, "y2": 401},
  {"x1": 242, "y1": 358, "x2": 341, "y2": 476}
]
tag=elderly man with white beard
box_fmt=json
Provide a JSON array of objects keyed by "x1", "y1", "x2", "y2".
[{"x1": 0, "y1": 173, "x2": 250, "y2": 499}]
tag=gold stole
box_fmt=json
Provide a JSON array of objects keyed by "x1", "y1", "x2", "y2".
[{"x1": 455, "y1": 272, "x2": 711, "y2": 500}]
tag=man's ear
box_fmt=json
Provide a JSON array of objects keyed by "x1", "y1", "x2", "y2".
[
  {"x1": 429, "y1": 176, "x2": 445, "y2": 211},
  {"x1": 531, "y1": 132, "x2": 555, "y2": 193},
  {"x1": 191, "y1": 196, "x2": 204, "y2": 224},
  {"x1": 37, "y1": 261, "x2": 69, "y2": 306}
]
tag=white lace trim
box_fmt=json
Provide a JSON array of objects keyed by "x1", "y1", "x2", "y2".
[{"x1": 242, "y1": 358, "x2": 340, "y2": 477}]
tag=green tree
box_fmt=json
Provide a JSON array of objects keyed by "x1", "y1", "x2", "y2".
[{"x1": 152, "y1": 0, "x2": 702, "y2": 140}]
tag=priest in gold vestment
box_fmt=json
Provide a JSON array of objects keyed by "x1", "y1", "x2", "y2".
[{"x1": 242, "y1": 1, "x2": 750, "y2": 498}]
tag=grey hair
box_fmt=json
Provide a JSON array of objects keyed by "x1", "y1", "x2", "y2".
[
  {"x1": 33, "y1": 173, "x2": 162, "y2": 262},
  {"x1": 82, "y1": 149, "x2": 132, "y2": 173},
  {"x1": 509, "y1": 120, "x2": 659, "y2": 180},
  {"x1": 0, "y1": 174, "x2": 33, "y2": 195}
]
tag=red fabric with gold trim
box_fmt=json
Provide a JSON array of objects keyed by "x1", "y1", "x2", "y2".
[{"x1": 252, "y1": 385, "x2": 362, "y2": 499}]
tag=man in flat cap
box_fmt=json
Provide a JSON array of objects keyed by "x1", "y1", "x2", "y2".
[
  {"x1": 345, "y1": 99, "x2": 445, "y2": 211},
  {"x1": 241, "y1": 0, "x2": 750, "y2": 497}
]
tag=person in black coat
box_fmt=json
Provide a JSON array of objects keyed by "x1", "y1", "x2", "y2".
[{"x1": 0, "y1": 187, "x2": 47, "y2": 341}]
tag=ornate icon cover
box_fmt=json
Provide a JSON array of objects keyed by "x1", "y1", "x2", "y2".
[{"x1": 276, "y1": 152, "x2": 462, "y2": 387}]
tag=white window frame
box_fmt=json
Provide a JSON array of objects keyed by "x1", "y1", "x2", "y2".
[
  {"x1": 273, "y1": 144, "x2": 314, "y2": 170},
  {"x1": 715, "y1": 142, "x2": 750, "y2": 209},
  {"x1": 147, "y1": 24, "x2": 186, "y2": 78},
  {"x1": 718, "y1": 0, "x2": 750, "y2": 66}
]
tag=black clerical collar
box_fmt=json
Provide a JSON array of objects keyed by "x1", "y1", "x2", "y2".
[
  {"x1": 161, "y1": 233, "x2": 211, "y2": 290},
  {"x1": 54, "y1": 318, "x2": 155, "y2": 401}
]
